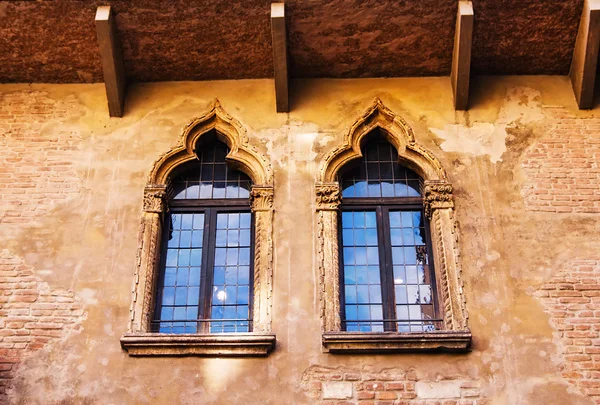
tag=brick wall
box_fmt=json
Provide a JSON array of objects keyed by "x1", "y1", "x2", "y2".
[
  {"x1": 0, "y1": 90, "x2": 82, "y2": 225},
  {"x1": 302, "y1": 366, "x2": 484, "y2": 405},
  {"x1": 535, "y1": 259, "x2": 600, "y2": 404},
  {"x1": 0, "y1": 91, "x2": 86, "y2": 401},
  {"x1": 521, "y1": 112, "x2": 600, "y2": 213},
  {"x1": 0, "y1": 251, "x2": 85, "y2": 399}
]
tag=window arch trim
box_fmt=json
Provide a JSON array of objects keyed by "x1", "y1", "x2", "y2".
[
  {"x1": 121, "y1": 100, "x2": 275, "y2": 356},
  {"x1": 316, "y1": 99, "x2": 471, "y2": 353}
]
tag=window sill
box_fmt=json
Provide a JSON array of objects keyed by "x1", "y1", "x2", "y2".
[
  {"x1": 322, "y1": 330, "x2": 472, "y2": 353},
  {"x1": 120, "y1": 332, "x2": 276, "y2": 357}
]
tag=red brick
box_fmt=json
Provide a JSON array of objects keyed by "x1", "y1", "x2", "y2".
[
  {"x1": 384, "y1": 382, "x2": 404, "y2": 390},
  {"x1": 375, "y1": 391, "x2": 397, "y2": 400},
  {"x1": 364, "y1": 382, "x2": 385, "y2": 391},
  {"x1": 358, "y1": 392, "x2": 375, "y2": 400}
]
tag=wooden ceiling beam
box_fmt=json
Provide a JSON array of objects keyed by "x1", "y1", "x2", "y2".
[
  {"x1": 95, "y1": 6, "x2": 127, "y2": 117},
  {"x1": 271, "y1": 3, "x2": 289, "y2": 113},
  {"x1": 570, "y1": 0, "x2": 600, "y2": 109},
  {"x1": 451, "y1": 1, "x2": 474, "y2": 111}
]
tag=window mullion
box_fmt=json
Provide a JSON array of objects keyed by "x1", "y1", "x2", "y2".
[
  {"x1": 377, "y1": 206, "x2": 396, "y2": 332},
  {"x1": 199, "y1": 208, "x2": 217, "y2": 333}
]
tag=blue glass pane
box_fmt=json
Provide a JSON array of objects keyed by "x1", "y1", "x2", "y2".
[
  {"x1": 213, "y1": 267, "x2": 225, "y2": 285},
  {"x1": 388, "y1": 209, "x2": 436, "y2": 332},
  {"x1": 171, "y1": 141, "x2": 252, "y2": 200},
  {"x1": 340, "y1": 136, "x2": 422, "y2": 198},
  {"x1": 164, "y1": 268, "x2": 176, "y2": 286},
  {"x1": 341, "y1": 209, "x2": 383, "y2": 332},
  {"x1": 208, "y1": 211, "x2": 253, "y2": 333}
]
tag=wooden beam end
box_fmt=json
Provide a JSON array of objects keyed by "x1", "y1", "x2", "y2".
[
  {"x1": 95, "y1": 5, "x2": 111, "y2": 22},
  {"x1": 271, "y1": 2, "x2": 289, "y2": 113},
  {"x1": 271, "y1": 3, "x2": 285, "y2": 18},
  {"x1": 589, "y1": 0, "x2": 600, "y2": 12},
  {"x1": 95, "y1": 5, "x2": 126, "y2": 117},
  {"x1": 451, "y1": 0, "x2": 474, "y2": 110},
  {"x1": 458, "y1": 1, "x2": 474, "y2": 16},
  {"x1": 570, "y1": 0, "x2": 600, "y2": 109}
]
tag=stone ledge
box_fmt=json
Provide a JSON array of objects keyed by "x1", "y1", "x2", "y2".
[
  {"x1": 322, "y1": 330, "x2": 472, "y2": 353},
  {"x1": 120, "y1": 333, "x2": 276, "y2": 357}
]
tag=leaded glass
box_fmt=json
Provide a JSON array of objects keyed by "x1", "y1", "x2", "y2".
[
  {"x1": 158, "y1": 212, "x2": 204, "y2": 333},
  {"x1": 154, "y1": 138, "x2": 253, "y2": 334},
  {"x1": 389, "y1": 210, "x2": 435, "y2": 332},
  {"x1": 341, "y1": 134, "x2": 421, "y2": 198},
  {"x1": 341, "y1": 211, "x2": 384, "y2": 332},
  {"x1": 211, "y1": 212, "x2": 252, "y2": 333},
  {"x1": 339, "y1": 134, "x2": 439, "y2": 333},
  {"x1": 172, "y1": 141, "x2": 251, "y2": 200}
]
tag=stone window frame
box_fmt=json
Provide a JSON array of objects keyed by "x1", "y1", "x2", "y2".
[
  {"x1": 120, "y1": 100, "x2": 276, "y2": 356},
  {"x1": 316, "y1": 99, "x2": 471, "y2": 353}
]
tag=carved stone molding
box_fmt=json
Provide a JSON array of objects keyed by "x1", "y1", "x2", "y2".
[
  {"x1": 316, "y1": 99, "x2": 470, "y2": 352},
  {"x1": 124, "y1": 100, "x2": 275, "y2": 356},
  {"x1": 423, "y1": 180, "x2": 454, "y2": 218},
  {"x1": 121, "y1": 333, "x2": 276, "y2": 356},
  {"x1": 322, "y1": 331, "x2": 471, "y2": 353},
  {"x1": 142, "y1": 185, "x2": 168, "y2": 214},
  {"x1": 319, "y1": 98, "x2": 448, "y2": 184},
  {"x1": 316, "y1": 183, "x2": 342, "y2": 211},
  {"x1": 148, "y1": 99, "x2": 273, "y2": 186},
  {"x1": 250, "y1": 186, "x2": 274, "y2": 212}
]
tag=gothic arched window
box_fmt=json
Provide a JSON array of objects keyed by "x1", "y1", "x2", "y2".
[
  {"x1": 154, "y1": 134, "x2": 254, "y2": 334},
  {"x1": 316, "y1": 99, "x2": 471, "y2": 353},
  {"x1": 121, "y1": 102, "x2": 275, "y2": 356},
  {"x1": 338, "y1": 132, "x2": 440, "y2": 333}
]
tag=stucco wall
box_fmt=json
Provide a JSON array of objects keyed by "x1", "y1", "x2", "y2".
[{"x1": 0, "y1": 77, "x2": 599, "y2": 404}]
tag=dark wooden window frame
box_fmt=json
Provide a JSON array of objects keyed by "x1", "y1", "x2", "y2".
[
  {"x1": 152, "y1": 198, "x2": 255, "y2": 334},
  {"x1": 339, "y1": 197, "x2": 442, "y2": 333}
]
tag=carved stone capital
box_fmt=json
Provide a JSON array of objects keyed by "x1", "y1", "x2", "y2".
[
  {"x1": 143, "y1": 185, "x2": 168, "y2": 213},
  {"x1": 423, "y1": 180, "x2": 454, "y2": 218},
  {"x1": 316, "y1": 183, "x2": 341, "y2": 211},
  {"x1": 250, "y1": 186, "x2": 274, "y2": 212}
]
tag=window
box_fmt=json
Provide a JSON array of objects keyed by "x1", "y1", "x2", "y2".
[
  {"x1": 153, "y1": 136, "x2": 254, "y2": 334},
  {"x1": 121, "y1": 101, "x2": 275, "y2": 356},
  {"x1": 316, "y1": 98, "x2": 471, "y2": 353},
  {"x1": 339, "y1": 135, "x2": 441, "y2": 333}
]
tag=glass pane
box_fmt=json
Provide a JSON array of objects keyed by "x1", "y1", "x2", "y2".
[
  {"x1": 341, "y1": 210, "x2": 383, "y2": 332},
  {"x1": 156, "y1": 212, "x2": 206, "y2": 334},
  {"x1": 389, "y1": 209, "x2": 437, "y2": 332},
  {"x1": 209, "y1": 211, "x2": 253, "y2": 333},
  {"x1": 340, "y1": 135, "x2": 422, "y2": 198},
  {"x1": 171, "y1": 140, "x2": 252, "y2": 200}
]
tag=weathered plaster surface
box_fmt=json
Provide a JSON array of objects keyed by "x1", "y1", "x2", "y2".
[
  {"x1": 430, "y1": 87, "x2": 545, "y2": 163},
  {"x1": 0, "y1": 77, "x2": 599, "y2": 404}
]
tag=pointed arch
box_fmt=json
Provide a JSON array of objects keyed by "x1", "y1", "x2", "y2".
[
  {"x1": 148, "y1": 99, "x2": 273, "y2": 186},
  {"x1": 121, "y1": 100, "x2": 276, "y2": 356},
  {"x1": 315, "y1": 99, "x2": 470, "y2": 353},
  {"x1": 319, "y1": 98, "x2": 447, "y2": 183}
]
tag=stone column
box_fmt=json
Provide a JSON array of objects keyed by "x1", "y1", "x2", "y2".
[
  {"x1": 130, "y1": 185, "x2": 167, "y2": 333},
  {"x1": 424, "y1": 180, "x2": 468, "y2": 331},
  {"x1": 250, "y1": 186, "x2": 274, "y2": 333},
  {"x1": 316, "y1": 182, "x2": 342, "y2": 332}
]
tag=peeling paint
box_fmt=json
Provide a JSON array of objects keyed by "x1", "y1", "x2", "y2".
[{"x1": 430, "y1": 87, "x2": 545, "y2": 163}]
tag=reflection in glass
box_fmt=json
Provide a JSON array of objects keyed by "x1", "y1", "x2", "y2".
[
  {"x1": 340, "y1": 135, "x2": 422, "y2": 198},
  {"x1": 171, "y1": 141, "x2": 251, "y2": 200},
  {"x1": 341, "y1": 210, "x2": 383, "y2": 332},
  {"x1": 210, "y1": 212, "x2": 252, "y2": 333},
  {"x1": 158, "y1": 213, "x2": 205, "y2": 333},
  {"x1": 389, "y1": 209, "x2": 435, "y2": 332}
]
